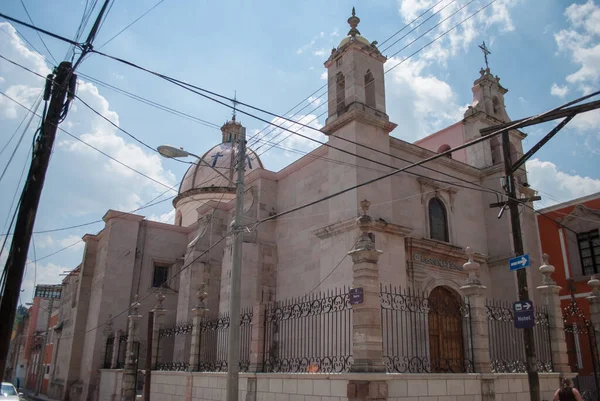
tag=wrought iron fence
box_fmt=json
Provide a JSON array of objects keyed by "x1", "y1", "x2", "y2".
[
  {"x1": 102, "y1": 335, "x2": 114, "y2": 369},
  {"x1": 263, "y1": 287, "x2": 352, "y2": 373},
  {"x1": 115, "y1": 334, "x2": 128, "y2": 369},
  {"x1": 155, "y1": 321, "x2": 194, "y2": 371},
  {"x1": 195, "y1": 309, "x2": 253, "y2": 372},
  {"x1": 485, "y1": 299, "x2": 553, "y2": 373},
  {"x1": 380, "y1": 284, "x2": 474, "y2": 373}
]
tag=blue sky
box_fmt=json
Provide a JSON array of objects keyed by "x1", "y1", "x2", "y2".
[{"x1": 1, "y1": 0, "x2": 599, "y2": 302}]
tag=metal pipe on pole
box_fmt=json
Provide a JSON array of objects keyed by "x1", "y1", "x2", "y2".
[{"x1": 226, "y1": 127, "x2": 246, "y2": 401}]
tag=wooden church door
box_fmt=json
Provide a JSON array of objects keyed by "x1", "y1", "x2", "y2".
[{"x1": 428, "y1": 286, "x2": 465, "y2": 372}]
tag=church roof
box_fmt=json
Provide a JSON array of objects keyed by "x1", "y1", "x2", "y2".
[{"x1": 178, "y1": 122, "x2": 264, "y2": 196}]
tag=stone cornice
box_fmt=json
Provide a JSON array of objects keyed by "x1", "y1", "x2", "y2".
[
  {"x1": 145, "y1": 219, "x2": 192, "y2": 233},
  {"x1": 312, "y1": 217, "x2": 412, "y2": 239},
  {"x1": 322, "y1": 104, "x2": 397, "y2": 135},
  {"x1": 389, "y1": 136, "x2": 481, "y2": 177},
  {"x1": 463, "y1": 110, "x2": 527, "y2": 139},
  {"x1": 407, "y1": 237, "x2": 488, "y2": 264},
  {"x1": 102, "y1": 209, "x2": 145, "y2": 223},
  {"x1": 173, "y1": 187, "x2": 236, "y2": 207}
]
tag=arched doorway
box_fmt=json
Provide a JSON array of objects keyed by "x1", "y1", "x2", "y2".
[{"x1": 428, "y1": 286, "x2": 465, "y2": 372}]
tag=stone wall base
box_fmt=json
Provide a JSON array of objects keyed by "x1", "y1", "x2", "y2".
[{"x1": 103, "y1": 371, "x2": 563, "y2": 401}]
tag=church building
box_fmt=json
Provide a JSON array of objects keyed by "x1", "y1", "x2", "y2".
[{"x1": 48, "y1": 9, "x2": 545, "y2": 401}]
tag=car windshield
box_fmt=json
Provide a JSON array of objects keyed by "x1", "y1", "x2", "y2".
[{"x1": 1, "y1": 383, "x2": 17, "y2": 395}]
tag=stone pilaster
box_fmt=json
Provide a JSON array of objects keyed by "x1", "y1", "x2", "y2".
[
  {"x1": 248, "y1": 303, "x2": 266, "y2": 372},
  {"x1": 586, "y1": 276, "x2": 600, "y2": 352},
  {"x1": 121, "y1": 295, "x2": 142, "y2": 401},
  {"x1": 189, "y1": 284, "x2": 208, "y2": 371},
  {"x1": 151, "y1": 292, "x2": 166, "y2": 369},
  {"x1": 348, "y1": 200, "x2": 385, "y2": 373},
  {"x1": 459, "y1": 247, "x2": 491, "y2": 373},
  {"x1": 536, "y1": 254, "x2": 569, "y2": 373}
]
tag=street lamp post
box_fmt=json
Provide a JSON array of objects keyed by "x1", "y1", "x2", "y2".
[{"x1": 158, "y1": 127, "x2": 246, "y2": 401}]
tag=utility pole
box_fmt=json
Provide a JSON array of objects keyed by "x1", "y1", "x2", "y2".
[
  {"x1": 0, "y1": 62, "x2": 72, "y2": 376},
  {"x1": 226, "y1": 127, "x2": 246, "y2": 401},
  {"x1": 501, "y1": 130, "x2": 540, "y2": 401},
  {"x1": 35, "y1": 298, "x2": 53, "y2": 396},
  {"x1": 143, "y1": 311, "x2": 154, "y2": 401}
]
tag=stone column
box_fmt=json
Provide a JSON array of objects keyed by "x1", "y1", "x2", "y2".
[
  {"x1": 121, "y1": 295, "x2": 142, "y2": 401},
  {"x1": 348, "y1": 200, "x2": 385, "y2": 373},
  {"x1": 459, "y1": 247, "x2": 491, "y2": 373},
  {"x1": 536, "y1": 254, "x2": 569, "y2": 373},
  {"x1": 151, "y1": 292, "x2": 166, "y2": 370},
  {"x1": 248, "y1": 303, "x2": 266, "y2": 372},
  {"x1": 189, "y1": 284, "x2": 208, "y2": 371},
  {"x1": 111, "y1": 329, "x2": 122, "y2": 369},
  {"x1": 586, "y1": 276, "x2": 600, "y2": 352}
]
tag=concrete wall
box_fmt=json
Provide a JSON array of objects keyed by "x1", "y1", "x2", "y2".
[
  {"x1": 97, "y1": 369, "x2": 122, "y2": 401},
  {"x1": 145, "y1": 371, "x2": 561, "y2": 401}
]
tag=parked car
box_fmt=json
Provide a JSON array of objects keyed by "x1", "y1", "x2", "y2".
[{"x1": 0, "y1": 382, "x2": 24, "y2": 400}]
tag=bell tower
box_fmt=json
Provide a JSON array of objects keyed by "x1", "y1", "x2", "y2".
[{"x1": 323, "y1": 8, "x2": 392, "y2": 128}]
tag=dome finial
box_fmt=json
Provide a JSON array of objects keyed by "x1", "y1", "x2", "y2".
[
  {"x1": 347, "y1": 7, "x2": 361, "y2": 37},
  {"x1": 232, "y1": 90, "x2": 237, "y2": 122}
]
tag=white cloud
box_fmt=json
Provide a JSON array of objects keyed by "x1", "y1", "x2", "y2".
[
  {"x1": 147, "y1": 210, "x2": 176, "y2": 224},
  {"x1": 550, "y1": 83, "x2": 569, "y2": 98},
  {"x1": 554, "y1": 1, "x2": 600, "y2": 94},
  {"x1": 526, "y1": 158, "x2": 600, "y2": 207},
  {"x1": 0, "y1": 22, "x2": 176, "y2": 217},
  {"x1": 396, "y1": 0, "x2": 517, "y2": 65},
  {"x1": 320, "y1": 71, "x2": 327, "y2": 80},
  {"x1": 57, "y1": 235, "x2": 85, "y2": 251},
  {"x1": 385, "y1": 57, "x2": 465, "y2": 140},
  {"x1": 314, "y1": 48, "x2": 326, "y2": 57},
  {"x1": 307, "y1": 96, "x2": 322, "y2": 106}
]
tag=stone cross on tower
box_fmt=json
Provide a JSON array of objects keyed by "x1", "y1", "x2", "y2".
[{"x1": 478, "y1": 41, "x2": 491, "y2": 69}]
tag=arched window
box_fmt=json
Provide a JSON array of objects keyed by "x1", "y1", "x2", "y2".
[
  {"x1": 364, "y1": 70, "x2": 375, "y2": 108},
  {"x1": 429, "y1": 197, "x2": 449, "y2": 242},
  {"x1": 175, "y1": 210, "x2": 183, "y2": 226},
  {"x1": 437, "y1": 144, "x2": 452, "y2": 159},
  {"x1": 336, "y1": 72, "x2": 346, "y2": 112}
]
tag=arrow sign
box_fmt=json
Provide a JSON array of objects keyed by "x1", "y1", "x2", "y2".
[
  {"x1": 513, "y1": 300, "x2": 535, "y2": 329},
  {"x1": 509, "y1": 254, "x2": 530, "y2": 271}
]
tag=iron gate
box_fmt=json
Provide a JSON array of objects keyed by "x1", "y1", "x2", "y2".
[{"x1": 563, "y1": 281, "x2": 600, "y2": 401}]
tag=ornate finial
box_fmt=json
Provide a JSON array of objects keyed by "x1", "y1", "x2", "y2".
[
  {"x1": 478, "y1": 41, "x2": 491, "y2": 69},
  {"x1": 130, "y1": 294, "x2": 140, "y2": 315},
  {"x1": 589, "y1": 276, "x2": 600, "y2": 296},
  {"x1": 567, "y1": 278, "x2": 576, "y2": 300},
  {"x1": 154, "y1": 291, "x2": 166, "y2": 312},
  {"x1": 347, "y1": 7, "x2": 361, "y2": 37},
  {"x1": 539, "y1": 253, "x2": 556, "y2": 285},
  {"x1": 463, "y1": 246, "x2": 481, "y2": 285},
  {"x1": 360, "y1": 199, "x2": 370, "y2": 216}
]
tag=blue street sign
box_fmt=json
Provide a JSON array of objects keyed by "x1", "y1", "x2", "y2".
[
  {"x1": 349, "y1": 287, "x2": 364, "y2": 305},
  {"x1": 509, "y1": 254, "x2": 530, "y2": 271},
  {"x1": 513, "y1": 300, "x2": 535, "y2": 329}
]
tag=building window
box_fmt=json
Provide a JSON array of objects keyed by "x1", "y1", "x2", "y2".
[
  {"x1": 429, "y1": 197, "x2": 449, "y2": 242},
  {"x1": 578, "y1": 229, "x2": 600, "y2": 275},
  {"x1": 364, "y1": 70, "x2": 375, "y2": 108},
  {"x1": 152, "y1": 265, "x2": 169, "y2": 288},
  {"x1": 336, "y1": 72, "x2": 346, "y2": 112}
]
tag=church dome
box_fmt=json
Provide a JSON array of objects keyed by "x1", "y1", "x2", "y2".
[
  {"x1": 336, "y1": 8, "x2": 371, "y2": 50},
  {"x1": 178, "y1": 141, "x2": 263, "y2": 195}
]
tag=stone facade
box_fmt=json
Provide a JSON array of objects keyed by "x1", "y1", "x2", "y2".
[{"x1": 48, "y1": 9, "x2": 551, "y2": 401}]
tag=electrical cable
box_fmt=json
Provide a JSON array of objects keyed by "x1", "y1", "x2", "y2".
[
  {"x1": 18, "y1": 0, "x2": 58, "y2": 65},
  {"x1": 98, "y1": 0, "x2": 166, "y2": 49}
]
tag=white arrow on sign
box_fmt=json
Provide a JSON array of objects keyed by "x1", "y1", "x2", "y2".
[
  {"x1": 511, "y1": 257, "x2": 528, "y2": 267},
  {"x1": 523, "y1": 301, "x2": 532, "y2": 310}
]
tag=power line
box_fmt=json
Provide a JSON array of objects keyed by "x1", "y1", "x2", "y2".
[
  {"x1": 0, "y1": 12, "x2": 83, "y2": 47},
  {"x1": 98, "y1": 0, "x2": 166, "y2": 48},
  {"x1": 18, "y1": 0, "x2": 58, "y2": 65}
]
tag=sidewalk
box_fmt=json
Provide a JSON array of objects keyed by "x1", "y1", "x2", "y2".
[{"x1": 20, "y1": 389, "x2": 60, "y2": 401}]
